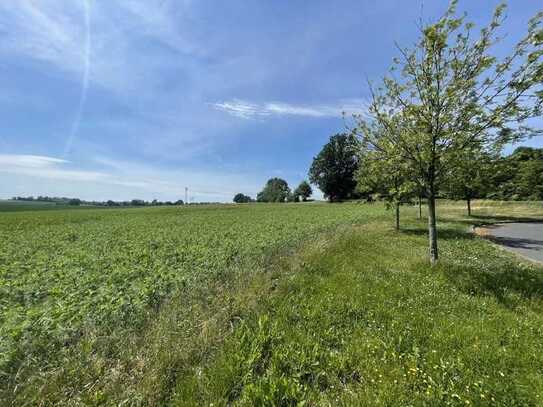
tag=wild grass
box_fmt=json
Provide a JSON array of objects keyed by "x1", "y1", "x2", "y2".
[
  {"x1": 0, "y1": 202, "x2": 382, "y2": 404},
  {"x1": 1, "y1": 200, "x2": 542, "y2": 405},
  {"x1": 172, "y1": 202, "x2": 543, "y2": 406}
]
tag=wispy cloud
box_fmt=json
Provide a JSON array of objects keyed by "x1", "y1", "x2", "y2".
[
  {"x1": 212, "y1": 99, "x2": 369, "y2": 119},
  {"x1": 0, "y1": 155, "x2": 68, "y2": 168},
  {"x1": 0, "y1": 1, "x2": 197, "y2": 94},
  {"x1": 64, "y1": 0, "x2": 91, "y2": 157},
  {"x1": 0, "y1": 154, "x2": 261, "y2": 201}
]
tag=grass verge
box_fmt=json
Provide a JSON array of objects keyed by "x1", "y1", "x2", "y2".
[{"x1": 172, "y1": 211, "x2": 543, "y2": 405}]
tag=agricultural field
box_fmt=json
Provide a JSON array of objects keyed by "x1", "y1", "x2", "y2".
[
  {"x1": 1, "y1": 201, "x2": 543, "y2": 405},
  {"x1": 0, "y1": 202, "x2": 383, "y2": 403},
  {"x1": 0, "y1": 200, "x2": 72, "y2": 212}
]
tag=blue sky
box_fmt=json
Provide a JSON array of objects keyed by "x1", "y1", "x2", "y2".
[{"x1": 0, "y1": 0, "x2": 541, "y2": 202}]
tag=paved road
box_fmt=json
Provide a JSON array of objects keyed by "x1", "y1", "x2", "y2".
[{"x1": 484, "y1": 222, "x2": 543, "y2": 263}]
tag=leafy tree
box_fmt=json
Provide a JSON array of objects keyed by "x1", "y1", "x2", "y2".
[
  {"x1": 309, "y1": 133, "x2": 360, "y2": 202},
  {"x1": 515, "y1": 158, "x2": 543, "y2": 200},
  {"x1": 295, "y1": 181, "x2": 313, "y2": 202},
  {"x1": 442, "y1": 147, "x2": 496, "y2": 216},
  {"x1": 257, "y1": 178, "x2": 290, "y2": 203},
  {"x1": 233, "y1": 193, "x2": 252, "y2": 203},
  {"x1": 489, "y1": 147, "x2": 543, "y2": 200},
  {"x1": 286, "y1": 191, "x2": 300, "y2": 202},
  {"x1": 357, "y1": 136, "x2": 416, "y2": 230},
  {"x1": 68, "y1": 198, "x2": 81, "y2": 206},
  {"x1": 355, "y1": 2, "x2": 543, "y2": 264}
]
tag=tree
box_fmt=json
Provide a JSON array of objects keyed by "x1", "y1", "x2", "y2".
[
  {"x1": 295, "y1": 180, "x2": 313, "y2": 202},
  {"x1": 68, "y1": 198, "x2": 81, "y2": 206},
  {"x1": 286, "y1": 191, "x2": 300, "y2": 202},
  {"x1": 309, "y1": 133, "x2": 360, "y2": 202},
  {"x1": 357, "y1": 136, "x2": 416, "y2": 231},
  {"x1": 355, "y1": 2, "x2": 542, "y2": 265},
  {"x1": 257, "y1": 178, "x2": 290, "y2": 202},
  {"x1": 491, "y1": 147, "x2": 543, "y2": 200},
  {"x1": 442, "y1": 147, "x2": 496, "y2": 216},
  {"x1": 233, "y1": 193, "x2": 252, "y2": 203}
]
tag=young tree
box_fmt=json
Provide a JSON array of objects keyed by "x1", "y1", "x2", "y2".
[
  {"x1": 309, "y1": 133, "x2": 360, "y2": 202},
  {"x1": 355, "y1": 2, "x2": 543, "y2": 264},
  {"x1": 442, "y1": 147, "x2": 496, "y2": 216},
  {"x1": 357, "y1": 136, "x2": 416, "y2": 231},
  {"x1": 257, "y1": 178, "x2": 290, "y2": 202},
  {"x1": 295, "y1": 180, "x2": 313, "y2": 202}
]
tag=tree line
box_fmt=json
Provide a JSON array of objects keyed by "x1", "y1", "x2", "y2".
[{"x1": 11, "y1": 196, "x2": 186, "y2": 207}]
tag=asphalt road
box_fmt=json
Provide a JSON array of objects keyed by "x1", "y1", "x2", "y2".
[{"x1": 484, "y1": 222, "x2": 543, "y2": 263}]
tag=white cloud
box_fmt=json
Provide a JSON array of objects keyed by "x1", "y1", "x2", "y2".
[
  {"x1": 0, "y1": 154, "x2": 262, "y2": 202},
  {"x1": 0, "y1": 154, "x2": 68, "y2": 168},
  {"x1": 212, "y1": 98, "x2": 370, "y2": 119},
  {"x1": 0, "y1": 1, "x2": 197, "y2": 94}
]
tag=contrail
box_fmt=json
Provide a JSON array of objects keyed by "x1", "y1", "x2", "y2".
[{"x1": 64, "y1": 0, "x2": 91, "y2": 157}]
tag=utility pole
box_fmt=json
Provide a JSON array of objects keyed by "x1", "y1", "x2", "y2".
[{"x1": 185, "y1": 187, "x2": 188, "y2": 205}]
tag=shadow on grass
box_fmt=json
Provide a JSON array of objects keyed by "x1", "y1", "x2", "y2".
[
  {"x1": 401, "y1": 224, "x2": 543, "y2": 307},
  {"x1": 400, "y1": 226, "x2": 473, "y2": 241}
]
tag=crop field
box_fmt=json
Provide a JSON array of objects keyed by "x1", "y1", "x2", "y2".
[
  {"x1": 2, "y1": 201, "x2": 543, "y2": 405},
  {"x1": 0, "y1": 202, "x2": 385, "y2": 403},
  {"x1": 0, "y1": 200, "x2": 73, "y2": 212}
]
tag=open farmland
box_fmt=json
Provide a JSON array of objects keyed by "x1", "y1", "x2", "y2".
[
  {"x1": 0, "y1": 202, "x2": 384, "y2": 403},
  {"x1": 2, "y1": 201, "x2": 543, "y2": 405}
]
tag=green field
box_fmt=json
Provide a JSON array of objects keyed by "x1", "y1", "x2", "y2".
[{"x1": 1, "y1": 201, "x2": 543, "y2": 405}]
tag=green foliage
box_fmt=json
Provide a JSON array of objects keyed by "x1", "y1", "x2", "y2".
[
  {"x1": 0, "y1": 203, "x2": 378, "y2": 403},
  {"x1": 442, "y1": 147, "x2": 497, "y2": 215},
  {"x1": 309, "y1": 133, "x2": 360, "y2": 202},
  {"x1": 257, "y1": 178, "x2": 291, "y2": 203},
  {"x1": 233, "y1": 193, "x2": 253, "y2": 203},
  {"x1": 488, "y1": 147, "x2": 543, "y2": 201},
  {"x1": 295, "y1": 181, "x2": 313, "y2": 202},
  {"x1": 355, "y1": 2, "x2": 543, "y2": 263},
  {"x1": 175, "y1": 203, "x2": 543, "y2": 405}
]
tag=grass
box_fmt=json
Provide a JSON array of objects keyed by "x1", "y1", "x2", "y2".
[
  {"x1": 0, "y1": 200, "x2": 69, "y2": 212},
  {"x1": 0, "y1": 202, "x2": 381, "y2": 404},
  {"x1": 172, "y1": 204, "x2": 543, "y2": 406},
  {"x1": 1, "y1": 200, "x2": 543, "y2": 405}
]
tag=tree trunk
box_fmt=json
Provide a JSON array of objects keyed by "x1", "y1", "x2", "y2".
[
  {"x1": 427, "y1": 192, "x2": 438, "y2": 266},
  {"x1": 395, "y1": 202, "x2": 400, "y2": 231},
  {"x1": 467, "y1": 198, "x2": 471, "y2": 217},
  {"x1": 418, "y1": 196, "x2": 422, "y2": 219}
]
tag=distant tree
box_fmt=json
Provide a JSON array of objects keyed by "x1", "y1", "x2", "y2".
[
  {"x1": 174, "y1": 199, "x2": 184, "y2": 205},
  {"x1": 68, "y1": 198, "x2": 81, "y2": 206},
  {"x1": 131, "y1": 199, "x2": 145, "y2": 206},
  {"x1": 295, "y1": 180, "x2": 313, "y2": 202},
  {"x1": 257, "y1": 178, "x2": 290, "y2": 202},
  {"x1": 233, "y1": 193, "x2": 252, "y2": 203},
  {"x1": 442, "y1": 147, "x2": 496, "y2": 216},
  {"x1": 286, "y1": 191, "x2": 300, "y2": 202},
  {"x1": 309, "y1": 133, "x2": 360, "y2": 202},
  {"x1": 491, "y1": 147, "x2": 543, "y2": 200}
]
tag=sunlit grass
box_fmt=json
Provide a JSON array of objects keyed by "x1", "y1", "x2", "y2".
[{"x1": 1, "y1": 201, "x2": 542, "y2": 405}]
